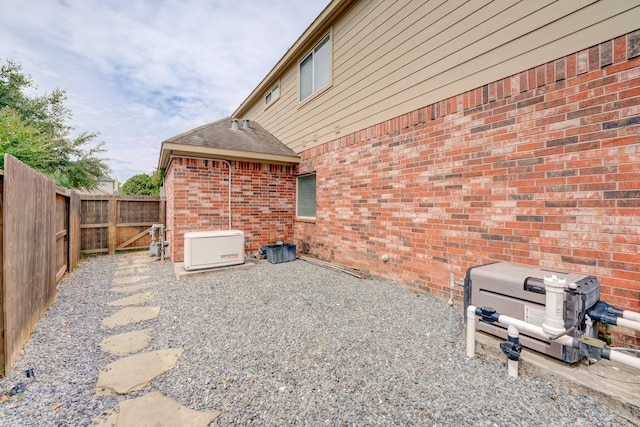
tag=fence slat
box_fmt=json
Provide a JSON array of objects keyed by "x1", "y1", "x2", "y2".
[
  {"x1": 108, "y1": 199, "x2": 117, "y2": 254},
  {"x1": 2, "y1": 155, "x2": 57, "y2": 374}
]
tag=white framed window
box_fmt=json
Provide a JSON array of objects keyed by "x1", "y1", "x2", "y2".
[
  {"x1": 265, "y1": 83, "x2": 280, "y2": 105},
  {"x1": 299, "y1": 33, "x2": 331, "y2": 101},
  {"x1": 297, "y1": 173, "x2": 316, "y2": 218}
]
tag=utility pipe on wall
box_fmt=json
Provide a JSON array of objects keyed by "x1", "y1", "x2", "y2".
[{"x1": 165, "y1": 155, "x2": 233, "y2": 230}]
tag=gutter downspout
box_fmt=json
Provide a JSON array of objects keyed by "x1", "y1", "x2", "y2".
[{"x1": 164, "y1": 154, "x2": 232, "y2": 230}]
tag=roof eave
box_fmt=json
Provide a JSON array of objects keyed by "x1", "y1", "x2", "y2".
[
  {"x1": 232, "y1": 0, "x2": 355, "y2": 118},
  {"x1": 158, "y1": 142, "x2": 301, "y2": 170}
]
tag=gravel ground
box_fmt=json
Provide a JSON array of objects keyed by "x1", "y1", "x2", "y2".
[{"x1": 0, "y1": 253, "x2": 635, "y2": 426}]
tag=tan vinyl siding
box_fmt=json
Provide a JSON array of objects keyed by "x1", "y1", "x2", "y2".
[{"x1": 238, "y1": 0, "x2": 640, "y2": 153}]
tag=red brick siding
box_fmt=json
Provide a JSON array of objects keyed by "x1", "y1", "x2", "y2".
[
  {"x1": 165, "y1": 157, "x2": 295, "y2": 261},
  {"x1": 295, "y1": 31, "x2": 640, "y2": 346}
]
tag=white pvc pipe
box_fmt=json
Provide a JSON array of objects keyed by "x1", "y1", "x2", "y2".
[
  {"x1": 467, "y1": 305, "x2": 640, "y2": 371},
  {"x1": 507, "y1": 324, "x2": 519, "y2": 378},
  {"x1": 616, "y1": 317, "x2": 640, "y2": 333},
  {"x1": 622, "y1": 310, "x2": 640, "y2": 323},
  {"x1": 609, "y1": 349, "x2": 640, "y2": 370},
  {"x1": 466, "y1": 305, "x2": 477, "y2": 358},
  {"x1": 498, "y1": 314, "x2": 576, "y2": 347}
]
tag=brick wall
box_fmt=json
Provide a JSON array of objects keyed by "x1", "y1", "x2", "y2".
[
  {"x1": 165, "y1": 157, "x2": 295, "y2": 262},
  {"x1": 295, "y1": 31, "x2": 640, "y2": 345}
]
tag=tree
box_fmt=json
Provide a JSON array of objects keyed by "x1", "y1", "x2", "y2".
[
  {"x1": 0, "y1": 59, "x2": 110, "y2": 189},
  {"x1": 121, "y1": 169, "x2": 164, "y2": 196}
]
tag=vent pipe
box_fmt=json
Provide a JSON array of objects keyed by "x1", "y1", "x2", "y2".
[
  {"x1": 230, "y1": 119, "x2": 239, "y2": 130},
  {"x1": 242, "y1": 119, "x2": 250, "y2": 129}
]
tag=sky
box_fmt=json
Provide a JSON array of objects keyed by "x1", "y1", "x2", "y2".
[{"x1": 0, "y1": 0, "x2": 331, "y2": 183}]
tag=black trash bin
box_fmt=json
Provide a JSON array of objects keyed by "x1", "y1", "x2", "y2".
[{"x1": 265, "y1": 244, "x2": 296, "y2": 264}]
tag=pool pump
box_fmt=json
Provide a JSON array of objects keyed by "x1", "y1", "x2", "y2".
[{"x1": 464, "y1": 262, "x2": 640, "y2": 373}]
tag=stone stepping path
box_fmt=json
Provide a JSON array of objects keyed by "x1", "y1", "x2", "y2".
[
  {"x1": 110, "y1": 282, "x2": 154, "y2": 294},
  {"x1": 93, "y1": 253, "x2": 218, "y2": 425},
  {"x1": 94, "y1": 392, "x2": 220, "y2": 427},
  {"x1": 100, "y1": 329, "x2": 153, "y2": 356},
  {"x1": 102, "y1": 306, "x2": 160, "y2": 328},
  {"x1": 107, "y1": 292, "x2": 153, "y2": 307},
  {"x1": 113, "y1": 275, "x2": 151, "y2": 285},
  {"x1": 114, "y1": 266, "x2": 150, "y2": 277},
  {"x1": 95, "y1": 349, "x2": 184, "y2": 395}
]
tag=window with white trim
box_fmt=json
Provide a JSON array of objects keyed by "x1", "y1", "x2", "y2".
[
  {"x1": 265, "y1": 83, "x2": 280, "y2": 105},
  {"x1": 297, "y1": 173, "x2": 316, "y2": 218},
  {"x1": 299, "y1": 34, "x2": 331, "y2": 101}
]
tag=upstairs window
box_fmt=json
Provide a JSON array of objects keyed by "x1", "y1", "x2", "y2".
[
  {"x1": 300, "y1": 34, "x2": 331, "y2": 101},
  {"x1": 297, "y1": 173, "x2": 317, "y2": 218},
  {"x1": 265, "y1": 83, "x2": 280, "y2": 105}
]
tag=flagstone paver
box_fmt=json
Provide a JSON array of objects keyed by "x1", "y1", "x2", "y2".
[
  {"x1": 102, "y1": 306, "x2": 160, "y2": 328},
  {"x1": 110, "y1": 283, "x2": 154, "y2": 294},
  {"x1": 93, "y1": 392, "x2": 220, "y2": 427},
  {"x1": 113, "y1": 275, "x2": 151, "y2": 285},
  {"x1": 107, "y1": 292, "x2": 153, "y2": 307},
  {"x1": 95, "y1": 349, "x2": 184, "y2": 396},
  {"x1": 100, "y1": 329, "x2": 153, "y2": 356},
  {"x1": 114, "y1": 267, "x2": 150, "y2": 277}
]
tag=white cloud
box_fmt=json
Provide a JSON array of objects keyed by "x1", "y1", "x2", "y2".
[{"x1": 0, "y1": 0, "x2": 330, "y2": 181}]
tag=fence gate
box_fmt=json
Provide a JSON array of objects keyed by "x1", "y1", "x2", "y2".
[{"x1": 80, "y1": 196, "x2": 164, "y2": 254}]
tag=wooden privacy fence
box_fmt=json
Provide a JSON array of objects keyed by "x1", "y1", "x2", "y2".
[
  {"x1": 0, "y1": 155, "x2": 81, "y2": 375},
  {"x1": 0, "y1": 155, "x2": 164, "y2": 375},
  {"x1": 80, "y1": 196, "x2": 165, "y2": 254}
]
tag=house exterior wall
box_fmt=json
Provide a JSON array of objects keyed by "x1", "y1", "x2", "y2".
[
  {"x1": 295, "y1": 32, "x2": 640, "y2": 346},
  {"x1": 238, "y1": 0, "x2": 640, "y2": 154},
  {"x1": 164, "y1": 157, "x2": 295, "y2": 262}
]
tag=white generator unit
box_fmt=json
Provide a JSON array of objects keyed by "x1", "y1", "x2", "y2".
[{"x1": 183, "y1": 230, "x2": 245, "y2": 271}]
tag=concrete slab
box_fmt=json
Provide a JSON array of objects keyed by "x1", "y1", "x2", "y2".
[
  {"x1": 111, "y1": 283, "x2": 154, "y2": 294},
  {"x1": 100, "y1": 329, "x2": 153, "y2": 356},
  {"x1": 475, "y1": 332, "x2": 640, "y2": 424},
  {"x1": 113, "y1": 276, "x2": 151, "y2": 285},
  {"x1": 107, "y1": 292, "x2": 153, "y2": 307},
  {"x1": 96, "y1": 349, "x2": 184, "y2": 396},
  {"x1": 93, "y1": 392, "x2": 220, "y2": 427},
  {"x1": 102, "y1": 307, "x2": 160, "y2": 328},
  {"x1": 173, "y1": 259, "x2": 255, "y2": 279}
]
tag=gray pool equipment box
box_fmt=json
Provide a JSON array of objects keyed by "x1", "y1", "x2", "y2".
[{"x1": 464, "y1": 262, "x2": 600, "y2": 363}]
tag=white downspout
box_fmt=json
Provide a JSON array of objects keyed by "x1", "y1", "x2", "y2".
[{"x1": 165, "y1": 154, "x2": 232, "y2": 230}]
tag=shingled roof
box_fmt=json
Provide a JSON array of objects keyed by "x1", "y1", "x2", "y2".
[{"x1": 158, "y1": 117, "x2": 300, "y2": 168}]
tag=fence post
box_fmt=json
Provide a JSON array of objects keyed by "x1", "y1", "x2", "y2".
[
  {"x1": 108, "y1": 198, "x2": 117, "y2": 254},
  {"x1": 68, "y1": 191, "x2": 81, "y2": 271}
]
